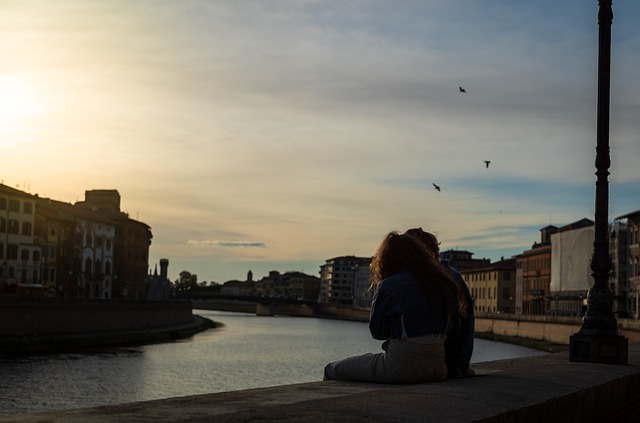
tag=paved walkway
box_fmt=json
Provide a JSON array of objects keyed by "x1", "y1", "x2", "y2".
[{"x1": 2, "y1": 343, "x2": 639, "y2": 422}]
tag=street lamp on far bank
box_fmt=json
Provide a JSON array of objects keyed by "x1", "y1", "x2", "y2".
[{"x1": 569, "y1": 0, "x2": 628, "y2": 364}]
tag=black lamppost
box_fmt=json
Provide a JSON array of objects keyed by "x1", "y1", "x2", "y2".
[{"x1": 569, "y1": 0, "x2": 628, "y2": 364}]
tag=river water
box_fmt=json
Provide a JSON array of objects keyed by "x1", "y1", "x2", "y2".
[{"x1": 0, "y1": 310, "x2": 546, "y2": 416}]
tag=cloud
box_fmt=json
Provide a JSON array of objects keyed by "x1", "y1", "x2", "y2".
[{"x1": 187, "y1": 240, "x2": 268, "y2": 248}]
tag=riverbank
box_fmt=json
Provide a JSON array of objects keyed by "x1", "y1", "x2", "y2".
[{"x1": 0, "y1": 315, "x2": 216, "y2": 358}]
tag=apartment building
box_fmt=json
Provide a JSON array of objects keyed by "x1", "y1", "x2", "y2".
[
  {"x1": 319, "y1": 255, "x2": 371, "y2": 305},
  {"x1": 615, "y1": 210, "x2": 640, "y2": 318},
  {"x1": 255, "y1": 270, "x2": 320, "y2": 301},
  {"x1": 520, "y1": 225, "x2": 557, "y2": 315},
  {"x1": 76, "y1": 190, "x2": 152, "y2": 299},
  {"x1": 0, "y1": 184, "x2": 152, "y2": 300},
  {"x1": 0, "y1": 184, "x2": 39, "y2": 287},
  {"x1": 462, "y1": 257, "x2": 517, "y2": 314}
]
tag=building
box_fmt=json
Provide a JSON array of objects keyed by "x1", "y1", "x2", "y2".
[
  {"x1": 549, "y1": 218, "x2": 595, "y2": 316},
  {"x1": 220, "y1": 279, "x2": 255, "y2": 296},
  {"x1": 514, "y1": 254, "x2": 524, "y2": 315},
  {"x1": 147, "y1": 258, "x2": 174, "y2": 300},
  {"x1": 353, "y1": 264, "x2": 373, "y2": 308},
  {"x1": 255, "y1": 270, "x2": 320, "y2": 300},
  {"x1": 0, "y1": 184, "x2": 39, "y2": 290},
  {"x1": 33, "y1": 197, "x2": 76, "y2": 296},
  {"x1": 1, "y1": 185, "x2": 153, "y2": 300},
  {"x1": 76, "y1": 190, "x2": 152, "y2": 299},
  {"x1": 462, "y1": 257, "x2": 517, "y2": 314},
  {"x1": 615, "y1": 210, "x2": 640, "y2": 318},
  {"x1": 609, "y1": 219, "x2": 629, "y2": 317},
  {"x1": 75, "y1": 209, "x2": 116, "y2": 299},
  {"x1": 440, "y1": 250, "x2": 490, "y2": 272},
  {"x1": 520, "y1": 225, "x2": 557, "y2": 315},
  {"x1": 319, "y1": 255, "x2": 371, "y2": 305}
]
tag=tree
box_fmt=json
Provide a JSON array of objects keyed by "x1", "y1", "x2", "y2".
[{"x1": 174, "y1": 270, "x2": 198, "y2": 292}]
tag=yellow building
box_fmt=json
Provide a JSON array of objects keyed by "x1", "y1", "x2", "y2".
[{"x1": 461, "y1": 258, "x2": 517, "y2": 314}]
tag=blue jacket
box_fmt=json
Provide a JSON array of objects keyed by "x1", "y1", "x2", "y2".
[{"x1": 369, "y1": 271, "x2": 450, "y2": 340}]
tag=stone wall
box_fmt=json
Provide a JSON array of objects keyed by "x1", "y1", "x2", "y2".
[
  {"x1": 0, "y1": 299, "x2": 193, "y2": 339},
  {"x1": 475, "y1": 313, "x2": 640, "y2": 345}
]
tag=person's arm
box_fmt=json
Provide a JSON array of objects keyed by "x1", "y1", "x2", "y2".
[{"x1": 368, "y1": 286, "x2": 391, "y2": 340}]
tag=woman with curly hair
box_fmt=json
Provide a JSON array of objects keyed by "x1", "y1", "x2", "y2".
[{"x1": 323, "y1": 231, "x2": 469, "y2": 383}]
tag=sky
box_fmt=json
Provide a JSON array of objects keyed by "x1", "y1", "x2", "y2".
[{"x1": 2, "y1": 0, "x2": 640, "y2": 284}]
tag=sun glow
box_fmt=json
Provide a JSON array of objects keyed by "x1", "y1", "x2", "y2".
[{"x1": 0, "y1": 75, "x2": 43, "y2": 123}]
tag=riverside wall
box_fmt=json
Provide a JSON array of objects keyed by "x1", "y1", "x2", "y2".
[
  {"x1": 0, "y1": 298, "x2": 194, "y2": 339},
  {"x1": 194, "y1": 299, "x2": 640, "y2": 347}
]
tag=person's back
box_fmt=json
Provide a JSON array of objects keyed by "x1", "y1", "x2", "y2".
[{"x1": 442, "y1": 260, "x2": 475, "y2": 377}]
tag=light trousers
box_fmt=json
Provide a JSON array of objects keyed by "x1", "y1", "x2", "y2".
[{"x1": 323, "y1": 334, "x2": 447, "y2": 384}]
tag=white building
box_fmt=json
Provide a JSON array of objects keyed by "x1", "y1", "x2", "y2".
[
  {"x1": 550, "y1": 221, "x2": 594, "y2": 315},
  {"x1": 76, "y1": 214, "x2": 115, "y2": 299},
  {"x1": 319, "y1": 256, "x2": 371, "y2": 305}
]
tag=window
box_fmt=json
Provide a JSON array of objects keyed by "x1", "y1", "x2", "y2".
[
  {"x1": 0, "y1": 242, "x2": 3, "y2": 259},
  {"x1": 8, "y1": 220, "x2": 19, "y2": 234},
  {"x1": 0, "y1": 198, "x2": 6, "y2": 210},
  {"x1": 0, "y1": 218, "x2": 5, "y2": 232},
  {"x1": 503, "y1": 288, "x2": 510, "y2": 300},
  {"x1": 33, "y1": 250, "x2": 40, "y2": 261},
  {"x1": 85, "y1": 257, "x2": 92, "y2": 276},
  {"x1": 7, "y1": 244, "x2": 18, "y2": 260},
  {"x1": 21, "y1": 249, "x2": 29, "y2": 260},
  {"x1": 23, "y1": 202, "x2": 33, "y2": 214},
  {"x1": 8, "y1": 199, "x2": 20, "y2": 212},
  {"x1": 22, "y1": 222, "x2": 32, "y2": 236}
]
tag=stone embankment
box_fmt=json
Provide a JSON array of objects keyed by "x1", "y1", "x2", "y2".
[{"x1": 0, "y1": 299, "x2": 213, "y2": 357}]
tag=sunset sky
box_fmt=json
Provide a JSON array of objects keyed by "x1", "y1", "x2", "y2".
[{"x1": 2, "y1": 1, "x2": 640, "y2": 283}]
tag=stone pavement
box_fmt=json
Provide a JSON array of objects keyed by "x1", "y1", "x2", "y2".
[{"x1": 2, "y1": 344, "x2": 640, "y2": 423}]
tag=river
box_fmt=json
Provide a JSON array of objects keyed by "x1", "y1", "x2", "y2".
[{"x1": 0, "y1": 310, "x2": 547, "y2": 416}]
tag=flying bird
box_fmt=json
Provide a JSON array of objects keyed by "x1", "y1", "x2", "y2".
[
  {"x1": 459, "y1": 86, "x2": 466, "y2": 93},
  {"x1": 484, "y1": 160, "x2": 491, "y2": 168},
  {"x1": 432, "y1": 183, "x2": 441, "y2": 192}
]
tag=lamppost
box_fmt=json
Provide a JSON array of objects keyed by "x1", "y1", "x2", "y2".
[{"x1": 569, "y1": 0, "x2": 628, "y2": 364}]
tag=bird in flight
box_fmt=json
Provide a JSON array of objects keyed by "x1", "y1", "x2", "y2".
[
  {"x1": 484, "y1": 160, "x2": 491, "y2": 168},
  {"x1": 433, "y1": 183, "x2": 441, "y2": 192},
  {"x1": 459, "y1": 86, "x2": 466, "y2": 93}
]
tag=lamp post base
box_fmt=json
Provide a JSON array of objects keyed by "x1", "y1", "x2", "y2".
[{"x1": 569, "y1": 332, "x2": 628, "y2": 364}]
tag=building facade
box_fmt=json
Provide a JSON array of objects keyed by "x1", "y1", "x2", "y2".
[
  {"x1": 0, "y1": 184, "x2": 39, "y2": 289},
  {"x1": 0, "y1": 184, "x2": 153, "y2": 300},
  {"x1": 76, "y1": 190, "x2": 152, "y2": 299},
  {"x1": 519, "y1": 225, "x2": 558, "y2": 315},
  {"x1": 549, "y1": 219, "x2": 595, "y2": 316},
  {"x1": 462, "y1": 258, "x2": 517, "y2": 314},
  {"x1": 615, "y1": 210, "x2": 640, "y2": 318},
  {"x1": 319, "y1": 255, "x2": 371, "y2": 305},
  {"x1": 255, "y1": 270, "x2": 320, "y2": 301}
]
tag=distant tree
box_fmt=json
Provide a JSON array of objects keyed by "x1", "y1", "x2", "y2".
[{"x1": 174, "y1": 270, "x2": 198, "y2": 292}]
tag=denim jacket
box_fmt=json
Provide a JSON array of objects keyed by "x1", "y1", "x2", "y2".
[
  {"x1": 368, "y1": 269, "x2": 474, "y2": 377},
  {"x1": 368, "y1": 271, "x2": 449, "y2": 340}
]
